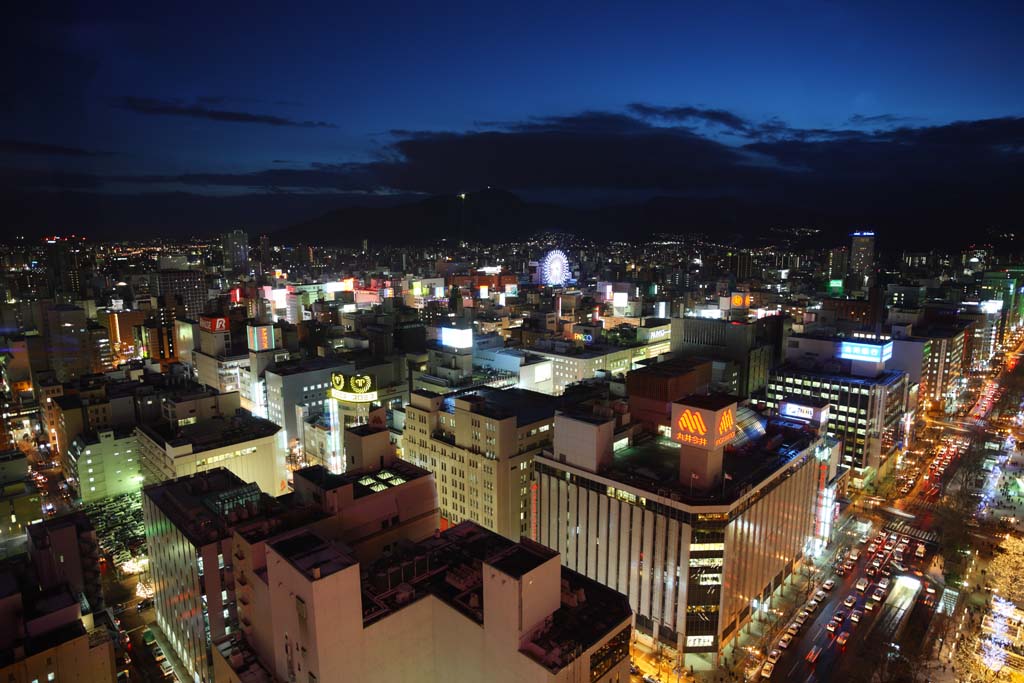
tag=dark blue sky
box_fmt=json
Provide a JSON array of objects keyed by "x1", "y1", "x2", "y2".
[{"x1": 2, "y1": 1, "x2": 1023, "y2": 237}]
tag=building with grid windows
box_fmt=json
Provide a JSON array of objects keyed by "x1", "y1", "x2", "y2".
[{"x1": 399, "y1": 387, "x2": 559, "y2": 540}]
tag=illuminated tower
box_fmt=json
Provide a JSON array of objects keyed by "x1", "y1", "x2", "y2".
[{"x1": 849, "y1": 231, "x2": 875, "y2": 286}]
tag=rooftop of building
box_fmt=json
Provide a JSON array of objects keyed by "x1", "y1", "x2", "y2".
[
  {"x1": 294, "y1": 460, "x2": 430, "y2": 499},
  {"x1": 143, "y1": 468, "x2": 258, "y2": 547},
  {"x1": 627, "y1": 356, "x2": 709, "y2": 380},
  {"x1": 269, "y1": 530, "x2": 356, "y2": 581},
  {"x1": 231, "y1": 493, "x2": 327, "y2": 545},
  {"x1": 27, "y1": 510, "x2": 94, "y2": 549},
  {"x1": 360, "y1": 522, "x2": 630, "y2": 670},
  {"x1": 265, "y1": 355, "x2": 347, "y2": 377},
  {"x1": 137, "y1": 412, "x2": 279, "y2": 453},
  {"x1": 0, "y1": 448, "x2": 26, "y2": 464},
  {"x1": 443, "y1": 387, "x2": 559, "y2": 426},
  {"x1": 773, "y1": 363, "x2": 907, "y2": 387},
  {"x1": 675, "y1": 392, "x2": 736, "y2": 411},
  {"x1": 573, "y1": 411, "x2": 819, "y2": 507},
  {"x1": 73, "y1": 426, "x2": 137, "y2": 445},
  {"x1": 213, "y1": 634, "x2": 275, "y2": 683}
]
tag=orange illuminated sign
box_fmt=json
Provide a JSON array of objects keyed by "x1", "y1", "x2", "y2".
[
  {"x1": 677, "y1": 409, "x2": 708, "y2": 436},
  {"x1": 718, "y1": 409, "x2": 734, "y2": 435}
]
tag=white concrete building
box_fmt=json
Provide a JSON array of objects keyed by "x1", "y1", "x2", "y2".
[
  {"x1": 67, "y1": 428, "x2": 141, "y2": 503},
  {"x1": 535, "y1": 394, "x2": 839, "y2": 667}
]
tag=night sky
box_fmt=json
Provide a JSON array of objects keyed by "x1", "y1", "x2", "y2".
[{"x1": 2, "y1": 1, "x2": 1023, "y2": 240}]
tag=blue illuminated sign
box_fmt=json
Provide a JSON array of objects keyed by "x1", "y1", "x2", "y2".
[{"x1": 839, "y1": 341, "x2": 893, "y2": 363}]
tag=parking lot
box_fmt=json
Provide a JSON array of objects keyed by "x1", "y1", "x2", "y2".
[{"x1": 81, "y1": 491, "x2": 148, "y2": 573}]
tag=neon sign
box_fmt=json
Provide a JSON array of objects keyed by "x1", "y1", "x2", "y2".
[
  {"x1": 677, "y1": 409, "x2": 708, "y2": 436},
  {"x1": 782, "y1": 403, "x2": 815, "y2": 420},
  {"x1": 717, "y1": 409, "x2": 734, "y2": 435},
  {"x1": 574, "y1": 333, "x2": 594, "y2": 343},
  {"x1": 329, "y1": 373, "x2": 378, "y2": 402},
  {"x1": 839, "y1": 341, "x2": 893, "y2": 363}
]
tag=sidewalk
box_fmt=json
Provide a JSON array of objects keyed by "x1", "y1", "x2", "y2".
[{"x1": 149, "y1": 621, "x2": 193, "y2": 683}]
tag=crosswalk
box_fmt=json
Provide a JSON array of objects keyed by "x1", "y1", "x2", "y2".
[{"x1": 883, "y1": 520, "x2": 939, "y2": 544}]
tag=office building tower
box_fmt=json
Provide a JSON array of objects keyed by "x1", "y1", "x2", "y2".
[
  {"x1": 46, "y1": 304, "x2": 93, "y2": 382},
  {"x1": 157, "y1": 270, "x2": 206, "y2": 319},
  {"x1": 730, "y1": 250, "x2": 753, "y2": 280},
  {"x1": 827, "y1": 246, "x2": 849, "y2": 282},
  {"x1": 222, "y1": 229, "x2": 249, "y2": 274},
  {"x1": 765, "y1": 335, "x2": 909, "y2": 483},
  {"x1": 849, "y1": 231, "x2": 876, "y2": 284},
  {"x1": 400, "y1": 387, "x2": 558, "y2": 539},
  {"x1": 258, "y1": 233, "x2": 271, "y2": 274},
  {"x1": 535, "y1": 395, "x2": 838, "y2": 668},
  {"x1": 143, "y1": 470, "x2": 257, "y2": 683},
  {"x1": 913, "y1": 324, "x2": 968, "y2": 410}
]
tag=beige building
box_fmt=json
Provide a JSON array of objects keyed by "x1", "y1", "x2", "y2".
[
  {"x1": 217, "y1": 522, "x2": 632, "y2": 683},
  {"x1": 400, "y1": 387, "x2": 559, "y2": 540},
  {"x1": 136, "y1": 412, "x2": 285, "y2": 496}
]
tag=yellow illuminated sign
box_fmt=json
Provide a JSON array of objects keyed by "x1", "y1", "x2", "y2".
[
  {"x1": 331, "y1": 373, "x2": 345, "y2": 391},
  {"x1": 350, "y1": 375, "x2": 373, "y2": 394},
  {"x1": 677, "y1": 409, "x2": 707, "y2": 436},
  {"x1": 718, "y1": 409, "x2": 734, "y2": 435}
]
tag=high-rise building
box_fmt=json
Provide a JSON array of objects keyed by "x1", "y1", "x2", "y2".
[
  {"x1": 157, "y1": 270, "x2": 206, "y2": 319},
  {"x1": 849, "y1": 231, "x2": 876, "y2": 284},
  {"x1": 669, "y1": 315, "x2": 788, "y2": 397},
  {"x1": 258, "y1": 233, "x2": 271, "y2": 274},
  {"x1": 535, "y1": 395, "x2": 839, "y2": 668},
  {"x1": 143, "y1": 470, "x2": 258, "y2": 683},
  {"x1": 765, "y1": 335, "x2": 909, "y2": 482},
  {"x1": 827, "y1": 246, "x2": 849, "y2": 281},
  {"x1": 400, "y1": 387, "x2": 559, "y2": 539},
  {"x1": 221, "y1": 229, "x2": 249, "y2": 274}
]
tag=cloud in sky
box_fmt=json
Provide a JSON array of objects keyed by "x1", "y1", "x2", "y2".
[
  {"x1": 6, "y1": 104, "x2": 1023, "y2": 239},
  {"x1": 0, "y1": 139, "x2": 109, "y2": 157},
  {"x1": 112, "y1": 97, "x2": 337, "y2": 128}
]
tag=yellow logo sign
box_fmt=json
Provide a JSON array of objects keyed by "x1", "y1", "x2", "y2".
[
  {"x1": 677, "y1": 409, "x2": 707, "y2": 436},
  {"x1": 331, "y1": 373, "x2": 345, "y2": 391},
  {"x1": 349, "y1": 375, "x2": 373, "y2": 394},
  {"x1": 718, "y1": 409, "x2": 735, "y2": 435}
]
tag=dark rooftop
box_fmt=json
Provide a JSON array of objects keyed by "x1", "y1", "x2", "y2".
[
  {"x1": 676, "y1": 392, "x2": 738, "y2": 411},
  {"x1": 443, "y1": 387, "x2": 559, "y2": 426},
  {"x1": 294, "y1": 460, "x2": 430, "y2": 499},
  {"x1": 137, "y1": 412, "x2": 279, "y2": 453},
  {"x1": 489, "y1": 540, "x2": 558, "y2": 579},
  {"x1": 143, "y1": 468, "x2": 255, "y2": 547},
  {"x1": 269, "y1": 530, "x2": 355, "y2": 581}
]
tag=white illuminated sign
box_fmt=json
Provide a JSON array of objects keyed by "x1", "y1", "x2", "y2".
[
  {"x1": 839, "y1": 341, "x2": 893, "y2": 363},
  {"x1": 686, "y1": 636, "x2": 714, "y2": 648},
  {"x1": 330, "y1": 390, "x2": 379, "y2": 403},
  {"x1": 782, "y1": 403, "x2": 815, "y2": 420},
  {"x1": 440, "y1": 327, "x2": 473, "y2": 349}
]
